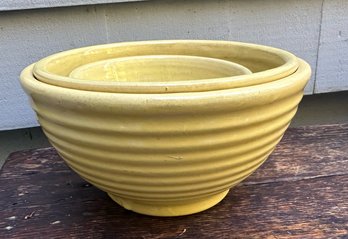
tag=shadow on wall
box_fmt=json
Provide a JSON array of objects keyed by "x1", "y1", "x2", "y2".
[
  {"x1": 0, "y1": 127, "x2": 50, "y2": 167},
  {"x1": 292, "y1": 90, "x2": 348, "y2": 127}
]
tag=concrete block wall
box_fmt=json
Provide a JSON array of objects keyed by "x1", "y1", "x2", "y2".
[{"x1": 0, "y1": 0, "x2": 347, "y2": 130}]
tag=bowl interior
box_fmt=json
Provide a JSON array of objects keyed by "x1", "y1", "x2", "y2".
[
  {"x1": 33, "y1": 40, "x2": 299, "y2": 93},
  {"x1": 69, "y1": 55, "x2": 252, "y2": 83}
]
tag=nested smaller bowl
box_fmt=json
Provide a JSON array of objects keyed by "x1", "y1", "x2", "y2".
[
  {"x1": 32, "y1": 40, "x2": 298, "y2": 93},
  {"x1": 68, "y1": 55, "x2": 251, "y2": 88}
]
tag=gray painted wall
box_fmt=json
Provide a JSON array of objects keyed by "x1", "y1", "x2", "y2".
[
  {"x1": 315, "y1": 0, "x2": 348, "y2": 93},
  {"x1": 0, "y1": 0, "x2": 146, "y2": 11},
  {"x1": 0, "y1": 0, "x2": 347, "y2": 130}
]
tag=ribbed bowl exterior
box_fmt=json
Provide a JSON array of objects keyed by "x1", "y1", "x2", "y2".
[
  {"x1": 41, "y1": 97, "x2": 296, "y2": 199},
  {"x1": 20, "y1": 59, "x2": 311, "y2": 216}
]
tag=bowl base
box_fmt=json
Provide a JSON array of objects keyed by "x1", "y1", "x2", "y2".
[{"x1": 108, "y1": 190, "x2": 229, "y2": 217}]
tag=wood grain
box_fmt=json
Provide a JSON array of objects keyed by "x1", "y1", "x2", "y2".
[{"x1": 0, "y1": 124, "x2": 347, "y2": 238}]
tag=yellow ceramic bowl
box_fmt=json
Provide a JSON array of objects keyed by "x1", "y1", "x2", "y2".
[
  {"x1": 69, "y1": 55, "x2": 252, "y2": 84},
  {"x1": 20, "y1": 58, "x2": 311, "y2": 216},
  {"x1": 33, "y1": 40, "x2": 298, "y2": 93}
]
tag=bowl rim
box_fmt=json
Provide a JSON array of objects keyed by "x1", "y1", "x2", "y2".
[
  {"x1": 21, "y1": 58, "x2": 311, "y2": 115},
  {"x1": 32, "y1": 40, "x2": 298, "y2": 93},
  {"x1": 69, "y1": 54, "x2": 252, "y2": 82}
]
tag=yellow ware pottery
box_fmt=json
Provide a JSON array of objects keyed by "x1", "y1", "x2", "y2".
[
  {"x1": 32, "y1": 40, "x2": 298, "y2": 93},
  {"x1": 69, "y1": 55, "x2": 251, "y2": 86},
  {"x1": 20, "y1": 57, "x2": 311, "y2": 216}
]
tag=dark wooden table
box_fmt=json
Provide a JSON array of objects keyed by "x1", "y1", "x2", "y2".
[{"x1": 0, "y1": 124, "x2": 347, "y2": 239}]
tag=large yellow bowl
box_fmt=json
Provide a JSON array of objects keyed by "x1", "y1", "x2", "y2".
[
  {"x1": 32, "y1": 40, "x2": 298, "y2": 93},
  {"x1": 69, "y1": 55, "x2": 252, "y2": 84},
  {"x1": 20, "y1": 58, "x2": 311, "y2": 216}
]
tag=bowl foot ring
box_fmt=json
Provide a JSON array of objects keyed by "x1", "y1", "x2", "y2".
[{"x1": 108, "y1": 189, "x2": 229, "y2": 217}]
